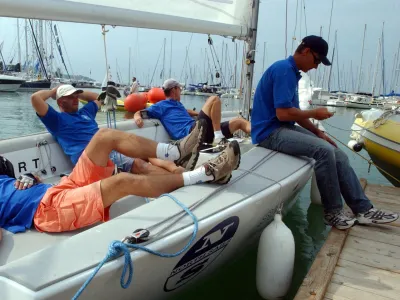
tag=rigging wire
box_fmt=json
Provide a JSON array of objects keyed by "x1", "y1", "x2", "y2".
[{"x1": 291, "y1": 0, "x2": 299, "y2": 53}]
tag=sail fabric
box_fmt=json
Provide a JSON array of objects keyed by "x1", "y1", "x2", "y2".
[{"x1": 0, "y1": 0, "x2": 251, "y2": 37}]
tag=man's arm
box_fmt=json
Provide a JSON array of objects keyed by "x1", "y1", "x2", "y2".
[
  {"x1": 186, "y1": 109, "x2": 199, "y2": 117},
  {"x1": 31, "y1": 87, "x2": 57, "y2": 117},
  {"x1": 276, "y1": 107, "x2": 333, "y2": 122},
  {"x1": 79, "y1": 91, "x2": 100, "y2": 109},
  {"x1": 296, "y1": 118, "x2": 321, "y2": 135},
  {"x1": 133, "y1": 110, "x2": 147, "y2": 128}
]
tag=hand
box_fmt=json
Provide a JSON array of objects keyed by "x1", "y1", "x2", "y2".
[
  {"x1": 313, "y1": 108, "x2": 334, "y2": 120},
  {"x1": 135, "y1": 117, "x2": 144, "y2": 128},
  {"x1": 316, "y1": 131, "x2": 337, "y2": 147},
  {"x1": 50, "y1": 87, "x2": 58, "y2": 100},
  {"x1": 14, "y1": 173, "x2": 38, "y2": 190}
]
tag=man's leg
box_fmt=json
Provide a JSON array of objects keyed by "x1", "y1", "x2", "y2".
[
  {"x1": 226, "y1": 117, "x2": 251, "y2": 135},
  {"x1": 86, "y1": 120, "x2": 207, "y2": 171},
  {"x1": 289, "y1": 126, "x2": 372, "y2": 214},
  {"x1": 100, "y1": 172, "x2": 184, "y2": 208},
  {"x1": 259, "y1": 126, "x2": 343, "y2": 213},
  {"x1": 148, "y1": 158, "x2": 185, "y2": 174},
  {"x1": 201, "y1": 96, "x2": 222, "y2": 131}
]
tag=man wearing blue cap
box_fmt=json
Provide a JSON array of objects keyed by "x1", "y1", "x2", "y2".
[{"x1": 251, "y1": 35, "x2": 398, "y2": 230}]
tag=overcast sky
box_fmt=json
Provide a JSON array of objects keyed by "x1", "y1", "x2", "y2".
[{"x1": 0, "y1": 0, "x2": 399, "y2": 93}]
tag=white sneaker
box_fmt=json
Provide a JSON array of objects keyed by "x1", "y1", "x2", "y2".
[
  {"x1": 324, "y1": 211, "x2": 358, "y2": 230},
  {"x1": 357, "y1": 207, "x2": 399, "y2": 225}
]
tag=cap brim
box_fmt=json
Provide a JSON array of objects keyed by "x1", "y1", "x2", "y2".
[
  {"x1": 64, "y1": 89, "x2": 83, "y2": 97},
  {"x1": 321, "y1": 56, "x2": 331, "y2": 66}
]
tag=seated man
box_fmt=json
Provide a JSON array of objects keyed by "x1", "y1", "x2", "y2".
[
  {"x1": 133, "y1": 78, "x2": 251, "y2": 145},
  {"x1": 31, "y1": 84, "x2": 182, "y2": 174},
  {"x1": 0, "y1": 126, "x2": 240, "y2": 233},
  {"x1": 252, "y1": 35, "x2": 398, "y2": 230}
]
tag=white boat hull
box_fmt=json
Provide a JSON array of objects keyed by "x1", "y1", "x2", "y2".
[
  {"x1": 0, "y1": 120, "x2": 313, "y2": 300},
  {"x1": 0, "y1": 83, "x2": 21, "y2": 92}
]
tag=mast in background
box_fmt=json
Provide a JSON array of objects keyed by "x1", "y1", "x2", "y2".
[
  {"x1": 17, "y1": 19, "x2": 21, "y2": 66},
  {"x1": 243, "y1": 0, "x2": 260, "y2": 120},
  {"x1": 356, "y1": 24, "x2": 367, "y2": 92}
]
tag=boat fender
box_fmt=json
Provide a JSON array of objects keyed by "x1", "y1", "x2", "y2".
[
  {"x1": 347, "y1": 140, "x2": 363, "y2": 152},
  {"x1": 310, "y1": 171, "x2": 322, "y2": 205},
  {"x1": 256, "y1": 214, "x2": 295, "y2": 300}
]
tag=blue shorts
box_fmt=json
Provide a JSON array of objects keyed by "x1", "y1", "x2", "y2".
[{"x1": 110, "y1": 151, "x2": 135, "y2": 172}]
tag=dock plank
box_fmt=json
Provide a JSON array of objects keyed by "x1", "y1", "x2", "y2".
[
  {"x1": 340, "y1": 247, "x2": 400, "y2": 274},
  {"x1": 293, "y1": 228, "x2": 348, "y2": 300},
  {"x1": 326, "y1": 282, "x2": 392, "y2": 300},
  {"x1": 343, "y1": 235, "x2": 400, "y2": 259},
  {"x1": 332, "y1": 267, "x2": 400, "y2": 299},
  {"x1": 349, "y1": 225, "x2": 400, "y2": 246}
]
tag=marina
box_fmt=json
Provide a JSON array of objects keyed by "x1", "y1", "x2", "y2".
[{"x1": 0, "y1": 0, "x2": 399, "y2": 299}]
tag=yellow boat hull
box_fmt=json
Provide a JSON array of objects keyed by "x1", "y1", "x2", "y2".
[
  {"x1": 353, "y1": 115, "x2": 400, "y2": 186},
  {"x1": 79, "y1": 99, "x2": 152, "y2": 112}
]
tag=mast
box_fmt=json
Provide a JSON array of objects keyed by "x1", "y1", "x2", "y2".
[
  {"x1": 234, "y1": 42, "x2": 238, "y2": 88},
  {"x1": 25, "y1": 19, "x2": 28, "y2": 71},
  {"x1": 327, "y1": 30, "x2": 337, "y2": 92},
  {"x1": 162, "y1": 37, "x2": 166, "y2": 83},
  {"x1": 243, "y1": 0, "x2": 260, "y2": 120},
  {"x1": 17, "y1": 19, "x2": 21, "y2": 66},
  {"x1": 128, "y1": 47, "x2": 131, "y2": 83},
  {"x1": 50, "y1": 21, "x2": 53, "y2": 77},
  {"x1": 169, "y1": 32, "x2": 172, "y2": 78},
  {"x1": 356, "y1": 24, "x2": 366, "y2": 92},
  {"x1": 381, "y1": 22, "x2": 386, "y2": 95},
  {"x1": 371, "y1": 38, "x2": 382, "y2": 96}
]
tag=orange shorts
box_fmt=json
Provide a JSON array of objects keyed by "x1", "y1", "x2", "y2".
[{"x1": 33, "y1": 151, "x2": 115, "y2": 232}]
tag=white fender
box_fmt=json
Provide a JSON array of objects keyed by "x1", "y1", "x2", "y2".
[
  {"x1": 256, "y1": 214, "x2": 295, "y2": 300},
  {"x1": 310, "y1": 171, "x2": 322, "y2": 205},
  {"x1": 347, "y1": 140, "x2": 363, "y2": 152}
]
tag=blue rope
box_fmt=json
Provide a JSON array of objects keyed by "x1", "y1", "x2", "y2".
[{"x1": 72, "y1": 194, "x2": 198, "y2": 300}]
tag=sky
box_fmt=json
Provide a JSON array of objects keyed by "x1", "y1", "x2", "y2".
[{"x1": 0, "y1": 0, "x2": 399, "y2": 93}]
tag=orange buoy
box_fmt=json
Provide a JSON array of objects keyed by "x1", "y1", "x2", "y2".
[
  {"x1": 148, "y1": 88, "x2": 166, "y2": 104},
  {"x1": 124, "y1": 93, "x2": 147, "y2": 113},
  {"x1": 142, "y1": 92, "x2": 149, "y2": 102}
]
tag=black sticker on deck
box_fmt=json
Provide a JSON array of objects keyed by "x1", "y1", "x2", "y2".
[{"x1": 164, "y1": 216, "x2": 239, "y2": 292}]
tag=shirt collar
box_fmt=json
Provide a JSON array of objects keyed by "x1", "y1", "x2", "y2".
[{"x1": 288, "y1": 55, "x2": 302, "y2": 80}]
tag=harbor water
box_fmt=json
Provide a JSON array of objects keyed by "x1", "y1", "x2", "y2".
[{"x1": 0, "y1": 91, "x2": 390, "y2": 299}]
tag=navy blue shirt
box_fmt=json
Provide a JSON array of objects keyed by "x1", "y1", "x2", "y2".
[
  {"x1": 146, "y1": 99, "x2": 195, "y2": 140},
  {"x1": 0, "y1": 176, "x2": 51, "y2": 233},
  {"x1": 251, "y1": 56, "x2": 302, "y2": 144},
  {"x1": 39, "y1": 101, "x2": 99, "y2": 164}
]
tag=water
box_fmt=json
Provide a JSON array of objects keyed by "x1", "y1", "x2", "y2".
[{"x1": 0, "y1": 91, "x2": 390, "y2": 299}]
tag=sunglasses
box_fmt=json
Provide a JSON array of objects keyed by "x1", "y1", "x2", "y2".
[{"x1": 310, "y1": 51, "x2": 321, "y2": 65}]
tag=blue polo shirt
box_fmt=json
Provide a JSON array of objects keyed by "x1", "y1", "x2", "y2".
[
  {"x1": 39, "y1": 101, "x2": 99, "y2": 164},
  {"x1": 146, "y1": 99, "x2": 195, "y2": 140},
  {"x1": 251, "y1": 56, "x2": 302, "y2": 144},
  {"x1": 0, "y1": 176, "x2": 52, "y2": 233}
]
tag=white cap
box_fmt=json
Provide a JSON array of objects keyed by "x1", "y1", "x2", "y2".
[
  {"x1": 56, "y1": 85, "x2": 83, "y2": 100},
  {"x1": 162, "y1": 78, "x2": 182, "y2": 90}
]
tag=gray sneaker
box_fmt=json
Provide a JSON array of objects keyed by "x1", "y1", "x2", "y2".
[
  {"x1": 174, "y1": 119, "x2": 207, "y2": 171},
  {"x1": 324, "y1": 211, "x2": 358, "y2": 230},
  {"x1": 204, "y1": 140, "x2": 241, "y2": 184},
  {"x1": 357, "y1": 207, "x2": 399, "y2": 225}
]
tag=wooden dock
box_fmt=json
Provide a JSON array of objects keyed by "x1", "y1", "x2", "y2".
[{"x1": 294, "y1": 179, "x2": 400, "y2": 300}]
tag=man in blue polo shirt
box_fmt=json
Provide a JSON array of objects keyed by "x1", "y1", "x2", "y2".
[
  {"x1": 252, "y1": 35, "x2": 398, "y2": 230},
  {"x1": 133, "y1": 79, "x2": 251, "y2": 145},
  {"x1": 31, "y1": 85, "x2": 182, "y2": 175}
]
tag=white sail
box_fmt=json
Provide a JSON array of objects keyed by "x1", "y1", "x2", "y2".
[{"x1": 0, "y1": 0, "x2": 251, "y2": 37}]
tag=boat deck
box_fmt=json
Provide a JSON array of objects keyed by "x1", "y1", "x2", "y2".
[{"x1": 294, "y1": 179, "x2": 400, "y2": 300}]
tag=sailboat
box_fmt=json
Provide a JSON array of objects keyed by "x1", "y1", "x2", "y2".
[
  {"x1": 349, "y1": 107, "x2": 400, "y2": 187},
  {"x1": 0, "y1": 1, "x2": 314, "y2": 299}
]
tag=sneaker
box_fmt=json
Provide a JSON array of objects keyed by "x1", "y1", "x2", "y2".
[
  {"x1": 174, "y1": 119, "x2": 207, "y2": 171},
  {"x1": 356, "y1": 207, "x2": 399, "y2": 225},
  {"x1": 324, "y1": 211, "x2": 358, "y2": 230},
  {"x1": 203, "y1": 140, "x2": 241, "y2": 184}
]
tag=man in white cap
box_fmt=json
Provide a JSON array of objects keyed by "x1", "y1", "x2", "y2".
[
  {"x1": 134, "y1": 78, "x2": 251, "y2": 145},
  {"x1": 31, "y1": 85, "x2": 184, "y2": 174}
]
